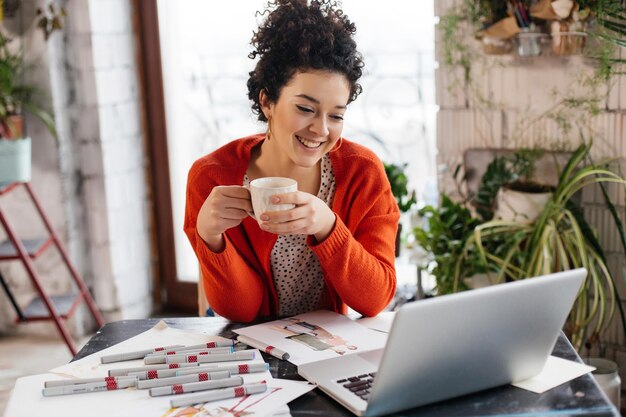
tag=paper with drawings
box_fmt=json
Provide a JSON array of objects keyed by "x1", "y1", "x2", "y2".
[
  {"x1": 235, "y1": 310, "x2": 388, "y2": 366},
  {"x1": 49, "y1": 320, "x2": 231, "y2": 378},
  {"x1": 123, "y1": 376, "x2": 312, "y2": 417},
  {"x1": 512, "y1": 355, "x2": 595, "y2": 393}
]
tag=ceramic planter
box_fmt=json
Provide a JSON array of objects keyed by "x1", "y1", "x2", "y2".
[
  {"x1": 494, "y1": 185, "x2": 553, "y2": 224},
  {"x1": 0, "y1": 137, "x2": 31, "y2": 185}
]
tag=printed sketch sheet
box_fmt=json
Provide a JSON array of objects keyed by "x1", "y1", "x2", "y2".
[
  {"x1": 235, "y1": 310, "x2": 388, "y2": 366},
  {"x1": 5, "y1": 321, "x2": 313, "y2": 417}
]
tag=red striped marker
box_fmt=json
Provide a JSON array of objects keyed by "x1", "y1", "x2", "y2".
[
  {"x1": 175, "y1": 362, "x2": 269, "y2": 377},
  {"x1": 236, "y1": 335, "x2": 289, "y2": 360},
  {"x1": 149, "y1": 376, "x2": 243, "y2": 397},
  {"x1": 100, "y1": 345, "x2": 184, "y2": 363},
  {"x1": 42, "y1": 378, "x2": 137, "y2": 396},
  {"x1": 169, "y1": 381, "x2": 268, "y2": 407},
  {"x1": 137, "y1": 370, "x2": 230, "y2": 389}
]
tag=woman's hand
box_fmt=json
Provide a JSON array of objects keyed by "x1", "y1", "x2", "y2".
[
  {"x1": 258, "y1": 191, "x2": 336, "y2": 242},
  {"x1": 197, "y1": 186, "x2": 252, "y2": 251}
]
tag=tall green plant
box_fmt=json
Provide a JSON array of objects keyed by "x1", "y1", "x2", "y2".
[{"x1": 467, "y1": 144, "x2": 626, "y2": 350}]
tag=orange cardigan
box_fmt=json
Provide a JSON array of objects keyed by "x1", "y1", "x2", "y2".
[{"x1": 184, "y1": 134, "x2": 399, "y2": 322}]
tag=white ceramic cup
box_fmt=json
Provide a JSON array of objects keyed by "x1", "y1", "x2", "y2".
[{"x1": 249, "y1": 177, "x2": 298, "y2": 225}]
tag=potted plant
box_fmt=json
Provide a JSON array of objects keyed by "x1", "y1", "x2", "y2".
[
  {"x1": 466, "y1": 143, "x2": 626, "y2": 350},
  {"x1": 0, "y1": 30, "x2": 56, "y2": 185},
  {"x1": 471, "y1": 149, "x2": 560, "y2": 225},
  {"x1": 413, "y1": 194, "x2": 500, "y2": 294},
  {"x1": 472, "y1": 149, "x2": 547, "y2": 222},
  {"x1": 384, "y1": 162, "x2": 417, "y2": 257}
]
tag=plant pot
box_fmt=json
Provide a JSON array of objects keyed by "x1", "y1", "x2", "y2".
[
  {"x1": 583, "y1": 358, "x2": 621, "y2": 410},
  {"x1": 463, "y1": 273, "x2": 493, "y2": 289},
  {"x1": 494, "y1": 183, "x2": 553, "y2": 224},
  {"x1": 0, "y1": 137, "x2": 32, "y2": 185},
  {"x1": 0, "y1": 115, "x2": 24, "y2": 139}
]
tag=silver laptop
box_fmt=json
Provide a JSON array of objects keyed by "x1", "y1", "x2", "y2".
[{"x1": 298, "y1": 268, "x2": 586, "y2": 417}]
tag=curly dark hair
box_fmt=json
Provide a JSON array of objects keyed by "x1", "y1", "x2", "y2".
[{"x1": 247, "y1": 0, "x2": 364, "y2": 122}]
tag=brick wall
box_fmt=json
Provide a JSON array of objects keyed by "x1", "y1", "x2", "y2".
[
  {"x1": 0, "y1": 0, "x2": 153, "y2": 337},
  {"x1": 72, "y1": 0, "x2": 152, "y2": 319},
  {"x1": 435, "y1": 0, "x2": 626, "y2": 371}
]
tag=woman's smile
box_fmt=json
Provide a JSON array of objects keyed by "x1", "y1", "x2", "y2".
[{"x1": 295, "y1": 135, "x2": 325, "y2": 150}]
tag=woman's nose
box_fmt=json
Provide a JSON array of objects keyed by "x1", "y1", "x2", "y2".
[{"x1": 310, "y1": 116, "x2": 330, "y2": 137}]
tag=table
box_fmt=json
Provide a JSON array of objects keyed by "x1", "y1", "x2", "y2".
[{"x1": 74, "y1": 317, "x2": 619, "y2": 417}]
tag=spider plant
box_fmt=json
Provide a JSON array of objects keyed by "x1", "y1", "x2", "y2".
[{"x1": 460, "y1": 143, "x2": 626, "y2": 350}]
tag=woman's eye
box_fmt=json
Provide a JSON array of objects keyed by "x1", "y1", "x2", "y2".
[
  {"x1": 296, "y1": 105, "x2": 314, "y2": 113},
  {"x1": 331, "y1": 115, "x2": 344, "y2": 121}
]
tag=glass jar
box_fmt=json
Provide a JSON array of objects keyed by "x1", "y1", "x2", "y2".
[{"x1": 517, "y1": 31, "x2": 549, "y2": 57}]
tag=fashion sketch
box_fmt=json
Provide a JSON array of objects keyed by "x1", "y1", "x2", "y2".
[{"x1": 270, "y1": 318, "x2": 358, "y2": 355}]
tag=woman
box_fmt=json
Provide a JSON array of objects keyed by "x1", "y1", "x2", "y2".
[{"x1": 184, "y1": 0, "x2": 399, "y2": 322}]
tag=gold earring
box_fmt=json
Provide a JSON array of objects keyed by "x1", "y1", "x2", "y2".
[
  {"x1": 266, "y1": 117, "x2": 272, "y2": 141},
  {"x1": 330, "y1": 136, "x2": 343, "y2": 152}
]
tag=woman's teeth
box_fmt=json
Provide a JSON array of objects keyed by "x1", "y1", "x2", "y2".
[{"x1": 296, "y1": 136, "x2": 323, "y2": 149}]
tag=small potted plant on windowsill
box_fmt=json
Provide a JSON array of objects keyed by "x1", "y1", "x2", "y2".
[
  {"x1": 0, "y1": 30, "x2": 56, "y2": 185},
  {"x1": 384, "y1": 162, "x2": 417, "y2": 257}
]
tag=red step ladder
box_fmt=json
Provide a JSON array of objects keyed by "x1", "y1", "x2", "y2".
[{"x1": 0, "y1": 182, "x2": 105, "y2": 356}]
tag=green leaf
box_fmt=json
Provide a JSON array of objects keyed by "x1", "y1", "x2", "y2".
[{"x1": 22, "y1": 101, "x2": 58, "y2": 141}]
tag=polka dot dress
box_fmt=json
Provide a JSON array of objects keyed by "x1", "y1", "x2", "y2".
[{"x1": 244, "y1": 154, "x2": 336, "y2": 317}]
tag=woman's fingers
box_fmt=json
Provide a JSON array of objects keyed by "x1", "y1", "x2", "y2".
[
  {"x1": 217, "y1": 185, "x2": 251, "y2": 199},
  {"x1": 268, "y1": 191, "x2": 308, "y2": 205},
  {"x1": 198, "y1": 185, "x2": 253, "y2": 237},
  {"x1": 262, "y1": 205, "x2": 308, "y2": 223},
  {"x1": 215, "y1": 186, "x2": 253, "y2": 213},
  {"x1": 258, "y1": 191, "x2": 337, "y2": 237},
  {"x1": 219, "y1": 207, "x2": 250, "y2": 220},
  {"x1": 260, "y1": 218, "x2": 308, "y2": 235}
]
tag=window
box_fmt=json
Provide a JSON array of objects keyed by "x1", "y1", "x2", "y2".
[{"x1": 150, "y1": 0, "x2": 436, "y2": 308}]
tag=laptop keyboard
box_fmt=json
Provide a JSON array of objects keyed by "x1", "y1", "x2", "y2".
[{"x1": 336, "y1": 372, "x2": 376, "y2": 401}]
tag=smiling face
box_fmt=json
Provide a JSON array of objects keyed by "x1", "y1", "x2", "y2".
[{"x1": 260, "y1": 70, "x2": 350, "y2": 169}]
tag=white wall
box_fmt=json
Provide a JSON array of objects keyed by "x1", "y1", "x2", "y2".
[{"x1": 0, "y1": 0, "x2": 153, "y2": 338}]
